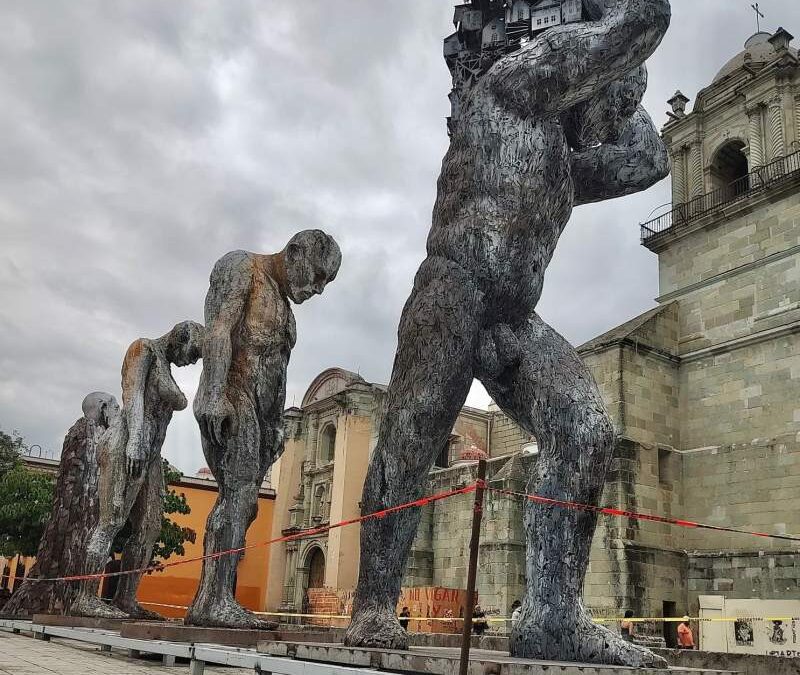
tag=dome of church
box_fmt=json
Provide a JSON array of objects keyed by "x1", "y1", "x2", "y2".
[{"x1": 713, "y1": 31, "x2": 798, "y2": 84}]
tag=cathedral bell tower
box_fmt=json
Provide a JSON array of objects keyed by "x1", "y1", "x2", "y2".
[{"x1": 642, "y1": 29, "x2": 800, "y2": 252}]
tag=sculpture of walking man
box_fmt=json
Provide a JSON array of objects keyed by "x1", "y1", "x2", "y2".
[
  {"x1": 2, "y1": 392, "x2": 119, "y2": 616},
  {"x1": 345, "y1": 0, "x2": 671, "y2": 667},
  {"x1": 186, "y1": 230, "x2": 341, "y2": 629},
  {"x1": 70, "y1": 321, "x2": 203, "y2": 619}
]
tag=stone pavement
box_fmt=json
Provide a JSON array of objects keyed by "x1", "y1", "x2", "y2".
[{"x1": 0, "y1": 632, "x2": 237, "y2": 675}]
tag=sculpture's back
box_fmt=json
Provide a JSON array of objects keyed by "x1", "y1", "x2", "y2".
[{"x1": 3, "y1": 416, "x2": 102, "y2": 616}]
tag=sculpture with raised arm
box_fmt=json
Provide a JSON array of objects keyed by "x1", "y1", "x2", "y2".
[
  {"x1": 186, "y1": 230, "x2": 341, "y2": 629},
  {"x1": 344, "y1": 0, "x2": 671, "y2": 666},
  {"x1": 2, "y1": 393, "x2": 119, "y2": 616},
  {"x1": 70, "y1": 321, "x2": 203, "y2": 619}
]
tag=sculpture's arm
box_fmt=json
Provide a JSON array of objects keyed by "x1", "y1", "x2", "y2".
[
  {"x1": 484, "y1": 0, "x2": 670, "y2": 118},
  {"x1": 571, "y1": 106, "x2": 668, "y2": 205},
  {"x1": 121, "y1": 339, "x2": 155, "y2": 475},
  {"x1": 196, "y1": 251, "x2": 253, "y2": 445},
  {"x1": 155, "y1": 354, "x2": 188, "y2": 412}
]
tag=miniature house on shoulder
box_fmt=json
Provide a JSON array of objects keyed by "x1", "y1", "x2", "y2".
[{"x1": 444, "y1": 0, "x2": 585, "y2": 131}]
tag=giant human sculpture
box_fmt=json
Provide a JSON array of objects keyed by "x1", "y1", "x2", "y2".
[
  {"x1": 2, "y1": 393, "x2": 119, "y2": 616},
  {"x1": 345, "y1": 0, "x2": 671, "y2": 667},
  {"x1": 187, "y1": 230, "x2": 341, "y2": 629},
  {"x1": 70, "y1": 321, "x2": 203, "y2": 619}
]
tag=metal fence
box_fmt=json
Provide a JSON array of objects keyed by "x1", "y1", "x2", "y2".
[
  {"x1": 641, "y1": 150, "x2": 800, "y2": 243},
  {"x1": 19, "y1": 444, "x2": 56, "y2": 460}
]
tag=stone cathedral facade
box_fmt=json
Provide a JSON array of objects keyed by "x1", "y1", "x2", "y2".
[{"x1": 267, "y1": 28, "x2": 800, "y2": 644}]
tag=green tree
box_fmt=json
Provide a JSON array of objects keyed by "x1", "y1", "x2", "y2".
[
  {"x1": 0, "y1": 430, "x2": 55, "y2": 557},
  {"x1": 155, "y1": 462, "x2": 196, "y2": 561},
  {"x1": 0, "y1": 429, "x2": 25, "y2": 477}
]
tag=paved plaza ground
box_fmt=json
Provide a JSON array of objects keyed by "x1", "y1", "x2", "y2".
[{"x1": 0, "y1": 633, "x2": 237, "y2": 675}]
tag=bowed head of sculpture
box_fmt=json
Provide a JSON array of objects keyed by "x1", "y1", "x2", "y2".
[
  {"x1": 283, "y1": 229, "x2": 342, "y2": 304},
  {"x1": 164, "y1": 320, "x2": 204, "y2": 368},
  {"x1": 81, "y1": 391, "x2": 120, "y2": 429}
]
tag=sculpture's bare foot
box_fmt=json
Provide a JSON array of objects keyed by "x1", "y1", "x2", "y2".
[
  {"x1": 113, "y1": 600, "x2": 164, "y2": 621},
  {"x1": 511, "y1": 608, "x2": 667, "y2": 669},
  {"x1": 186, "y1": 598, "x2": 277, "y2": 630},
  {"x1": 344, "y1": 607, "x2": 408, "y2": 650},
  {"x1": 69, "y1": 594, "x2": 130, "y2": 620}
]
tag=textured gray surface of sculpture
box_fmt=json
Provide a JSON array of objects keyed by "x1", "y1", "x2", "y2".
[
  {"x1": 186, "y1": 230, "x2": 341, "y2": 629},
  {"x1": 1, "y1": 393, "x2": 118, "y2": 617},
  {"x1": 344, "y1": 0, "x2": 671, "y2": 667},
  {"x1": 69, "y1": 322, "x2": 203, "y2": 620}
]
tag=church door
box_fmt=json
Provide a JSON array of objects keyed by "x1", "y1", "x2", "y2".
[{"x1": 308, "y1": 548, "x2": 325, "y2": 589}]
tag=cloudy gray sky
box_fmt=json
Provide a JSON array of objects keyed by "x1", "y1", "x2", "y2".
[{"x1": 1, "y1": 0, "x2": 798, "y2": 474}]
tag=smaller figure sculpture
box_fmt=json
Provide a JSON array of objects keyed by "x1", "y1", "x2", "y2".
[
  {"x1": 2, "y1": 393, "x2": 119, "y2": 616},
  {"x1": 70, "y1": 321, "x2": 203, "y2": 619},
  {"x1": 187, "y1": 230, "x2": 341, "y2": 629}
]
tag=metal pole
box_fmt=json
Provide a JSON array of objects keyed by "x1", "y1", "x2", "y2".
[{"x1": 459, "y1": 459, "x2": 487, "y2": 675}]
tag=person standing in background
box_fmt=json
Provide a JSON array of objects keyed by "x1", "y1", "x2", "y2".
[
  {"x1": 511, "y1": 600, "x2": 522, "y2": 628},
  {"x1": 621, "y1": 610, "x2": 635, "y2": 642},
  {"x1": 677, "y1": 617, "x2": 695, "y2": 649},
  {"x1": 399, "y1": 607, "x2": 411, "y2": 631}
]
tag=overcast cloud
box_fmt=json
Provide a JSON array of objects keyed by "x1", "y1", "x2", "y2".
[{"x1": 1, "y1": 0, "x2": 798, "y2": 473}]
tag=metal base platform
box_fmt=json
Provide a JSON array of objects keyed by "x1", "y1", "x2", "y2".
[
  {"x1": 32, "y1": 613, "x2": 146, "y2": 631},
  {"x1": 0, "y1": 617, "x2": 743, "y2": 675},
  {"x1": 0, "y1": 619, "x2": 385, "y2": 675},
  {"x1": 258, "y1": 641, "x2": 741, "y2": 675},
  {"x1": 120, "y1": 621, "x2": 341, "y2": 647}
]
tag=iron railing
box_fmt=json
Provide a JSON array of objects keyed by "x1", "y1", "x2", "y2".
[
  {"x1": 20, "y1": 444, "x2": 56, "y2": 460},
  {"x1": 640, "y1": 149, "x2": 800, "y2": 244}
]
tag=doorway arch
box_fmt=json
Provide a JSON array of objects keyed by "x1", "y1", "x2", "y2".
[
  {"x1": 710, "y1": 140, "x2": 749, "y2": 196},
  {"x1": 306, "y1": 547, "x2": 326, "y2": 590}
]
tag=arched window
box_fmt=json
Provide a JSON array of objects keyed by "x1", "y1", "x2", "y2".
[
  {"x1": 710, "y1": 140, "x2": 749, "y2": 197},
  {"x1": 318, "y1": 423, "x2": 336, "y2": 464}
]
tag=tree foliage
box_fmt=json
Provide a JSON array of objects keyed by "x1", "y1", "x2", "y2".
[
  {"x1": 0, "y1": 430, "x2": 55, "y2": 557},
  {"x1": 0, "y1": 430, "x2": 25, "y2": 477},
  {"x1": 154, "y1": 462, "x2": 196, "y2": 561}
]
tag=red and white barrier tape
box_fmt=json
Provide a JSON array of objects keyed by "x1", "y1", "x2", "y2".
[
  {"x1": 486, "y1": 485, "x2": 800, "y2": 543},
  {"x1": 18, "y1": 477, "x2": 799, "y2": 586},
  {"x1": 22, "y1": 484, "x2": 477, "y2": 583}
]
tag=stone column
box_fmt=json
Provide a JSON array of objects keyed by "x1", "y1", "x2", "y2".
[
  {"x1": 794, "y1": 94, "x2": 800, "y2": 151},
  {"x1": 670, "y1": 146, "x2": 687, "y2": 205},
  {"x1": 689, "y1": 140, "x2": 704, "y2": 199},
  {"x1": 283, "y1": 544, "x2": 297, "y2": 606},
  {"x1": 769, "y1": 95, "x2": 786, "y2": 160},
  {"x1": 747, "y1": 105, "x2": 765, "y2": 168}
]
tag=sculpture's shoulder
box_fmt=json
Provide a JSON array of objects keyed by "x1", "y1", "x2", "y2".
[
  {"x1": 211, "y1": 250, "x2": 254, "y2": 282},
  {"x1": 63, "y1": 417, "x2": 91, "y2": 455},
  {"x1": 121, "y1": 338, "x2": 155, "y2": 391},
  {"x1": 59, "y1": 417, "x2": 97, "y2": 481},
  {"x1": 123, "y1": 337, "x2": 153, "y2": 363}
]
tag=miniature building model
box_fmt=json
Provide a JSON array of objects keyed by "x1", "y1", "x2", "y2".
[{"x1": 444, "y1": 0, "x2": 584, "y2": 128}]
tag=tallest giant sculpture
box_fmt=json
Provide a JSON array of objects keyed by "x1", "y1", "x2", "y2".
[{"x1": 345, "y1": 0, "x2": 671, "y2": 667}]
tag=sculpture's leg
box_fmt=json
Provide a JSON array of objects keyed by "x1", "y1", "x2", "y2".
[
  {"x1": 70, "y1": 440, "x2": 137, "y2": 619},
  {"x1": 186, "y1": 396, "x2": 275, "y2": 629},
  {"x1": 113, "y1": 457, "x2": 165, "y2": 620},
  {"x1": 345, "y1": 260, "x2": 479, "y2": 649},
  {"x1": 69, "y1": 522, "x2": 131, "y2": 619},
  {"x1": 481, "y1": 313, "x2": 666, "y2": 668}
]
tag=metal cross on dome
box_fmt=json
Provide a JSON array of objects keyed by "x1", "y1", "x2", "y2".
[{"x1": 751, "y1": 2, "x2": 765, "y2": 32}]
